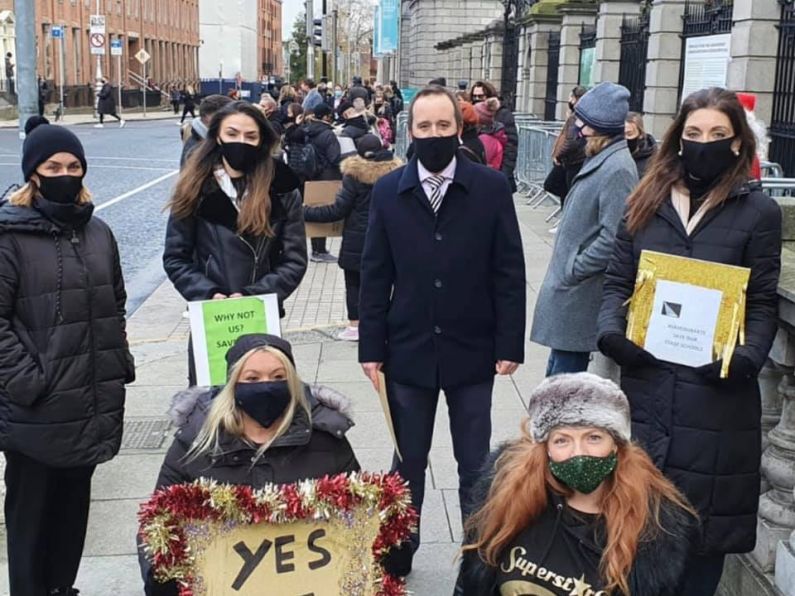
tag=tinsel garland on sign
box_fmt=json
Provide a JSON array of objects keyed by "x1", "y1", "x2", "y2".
[{"x1": 138, "y1": 472, "x2": 417, "y2": 596}]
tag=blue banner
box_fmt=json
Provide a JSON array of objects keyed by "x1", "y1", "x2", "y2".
[{"x1": 375, "y1": 0, "x2": 399, "y2": 55}]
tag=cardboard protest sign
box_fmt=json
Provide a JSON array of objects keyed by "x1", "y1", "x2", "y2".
[
  {"x1": 377, "y1": 372, "x2": 402, "y2": 462},
  {"x1": 188, "y1": 295, "x2": 281, "y2": 386},
  {"x1": 304, "y1": 181, "x2": 344, "y2": 238},
  {"x1": 139, "y1": 474, "x2": 417, "y2": 596}
]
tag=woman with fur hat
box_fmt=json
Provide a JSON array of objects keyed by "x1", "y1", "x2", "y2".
[
  {"x1": 142, "y1": 333, "x2": 359, "y2": 595},
  {"x1": 475, "y1": 97, "x2": 508, "y2": 171},
  {"x1": 304, "y1": 134, "x2": 402, "y2": 342},
  {"x1": 455, "y1": 373, "x2": 697, "y2": 596},
  {"x1": 1, "y1": 117, "x2": 135, "y2": 595}
]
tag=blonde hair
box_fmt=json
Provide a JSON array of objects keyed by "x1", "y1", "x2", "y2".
[
  {"x1": 187, "y1": 346, "x2": 311, "y2": 463},
  {"x1": 9, "y1": 178, "x2": 92, "y2": 207},
  {"x1": 586, "y1": 134, "x2": 614, "y2": 157}
]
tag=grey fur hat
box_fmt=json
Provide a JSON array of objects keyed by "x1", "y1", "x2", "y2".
[{"x1": 527, "y1": 372, "x2": 631, "y2": 443}]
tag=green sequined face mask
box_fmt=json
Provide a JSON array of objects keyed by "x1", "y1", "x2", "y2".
[{"x1": 549, "y1": 453, "x2": 618, "y2": 494}]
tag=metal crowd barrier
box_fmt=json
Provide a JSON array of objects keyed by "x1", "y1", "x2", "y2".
[
  {"x1": 515, "y1": 122, "x2": 564, "y2": 221},
  {"x1": 762, "y1": 161, "x2": 785, "y2": 179},
  {"x1": 761, "y1": 177, "x2": 795, "y2": 197},
  {"x1": 394, "y1": 112, "x2": 409, "y2": 160}
]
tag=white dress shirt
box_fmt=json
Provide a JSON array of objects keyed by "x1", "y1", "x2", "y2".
[{"x1": 417, "y1": 156, "x2": 457, "y2": 202}]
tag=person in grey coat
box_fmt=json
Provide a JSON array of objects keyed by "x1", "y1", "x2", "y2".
[{"x1": 530, "y1": 82, "x2": 638, "y2": 376}]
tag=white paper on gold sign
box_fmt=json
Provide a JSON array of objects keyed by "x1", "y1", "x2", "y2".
[{"x1": 643, "y1": 280, "x2": 723, "y2": 367}]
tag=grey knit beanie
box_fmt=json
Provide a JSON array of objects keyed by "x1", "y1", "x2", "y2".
[
  {"x1": 574, "y1": 82, "x2": 630, "y2": 136},
  {"x1": 527, "y1": 372, "x2": 631, "y2": 443}
]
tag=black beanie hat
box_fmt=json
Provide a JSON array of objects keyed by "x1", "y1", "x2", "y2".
[
  {"x1": 22, "y1": 117, "x2": 87, "y2": 181},
  {"x1": 225, "y1": 333, "x2": 295, "y2": 374}
]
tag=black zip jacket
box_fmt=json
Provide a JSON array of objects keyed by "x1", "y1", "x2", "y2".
[
  {"x1": 163, "y1": 159, "x2": 307, "y2": 310},
  {"x1": 0, "y1": 202, "x2": 133, "y2": 468}
]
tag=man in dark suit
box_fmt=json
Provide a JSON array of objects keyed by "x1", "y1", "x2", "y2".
[{"x1": 358, "y1": 85, "x2": 526, "y2": 576}]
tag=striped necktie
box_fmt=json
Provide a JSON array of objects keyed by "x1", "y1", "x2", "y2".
[{"x1": 426, "y1": 174, "x2": 446, "y2": 213}]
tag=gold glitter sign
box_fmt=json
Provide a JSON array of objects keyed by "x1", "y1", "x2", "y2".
[
  {"x1": 193, "y1": 511, "x2": 381, "y2": 595},
  {"x1": 626, "y1": 250, "x2": 750, "y2": 378}
]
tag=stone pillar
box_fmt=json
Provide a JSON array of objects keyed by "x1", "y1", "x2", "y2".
[
  {"x1": 726, "y1": 0, "x2": 781, "y2": 129},
  {"x1": 516, "y1": 27, "x2": 530, "y2": 111},
  {"x1": 486, "y1": 28, "x2": 505, "y2": 88},
  {"x1": 521, "y1": 15, "x2": 562, "y2": 117},
  {"x1": 643, "y1": 0, "x2": 687, "y2": 140},
  {"x1": 593, "y1": 0, "x2": 640, "y2": 84},
  {"x1": 753, "y1": 328, "x2": 795, "y2": 573},
  {"x1": 557, "y1": 5, "x2": 598, "y2": 120},
  {"x1": 471, "y1": 37, "x2": 484, "y2": 82}
]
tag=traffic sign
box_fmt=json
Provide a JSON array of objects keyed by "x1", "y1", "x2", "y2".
[
  {"x1": 51, "y1": 26, "x2": 63, "y2": 39},
  {"x1": 135, "y1": 49, "x2": 151, "y2": 64},
  {"x1": 90, "y1": 32, "x2": 106, "y2": 55},
  {"x1": 90, "y1": 15, "x2": 106, "y2": 35},
  {"x1": 110, "y1": 39, "x2": 123, "y2": 56}
]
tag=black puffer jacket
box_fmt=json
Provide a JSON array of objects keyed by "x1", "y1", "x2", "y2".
[
  {"x1": 0, "y1": 202, "x2": 133, "y2": 468},
  {"x1": 455, "y1": 445, "x2": 697, "y2": 596},
  {"x1": 598, "y1": 183, "x2": 782, "y2": 554},
  {"x1": 303, "y1": 155, "x2": 403, "y2": 271},
  {"x1": 163, "y1": 159, "x2": 307, "y2": 309},
  {"x1": 142, "y1": 383, "x2": 360, "y2": 596},
  {"x1": 494, "y1": 105, "x2": 518, "y2": 192},
  {"x1": 304, "y1": 119, "x2": 342, "y2": 181}
]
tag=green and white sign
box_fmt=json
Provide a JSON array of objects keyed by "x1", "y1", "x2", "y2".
[
  {"x1": 188, "y1": 295, "x2": 281, "y2": 386},
  {"x1": 579, "y1": 47, "x2": 596, "y2": 89}
]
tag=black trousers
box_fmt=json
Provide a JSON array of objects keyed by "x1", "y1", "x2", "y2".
[
  {"x1": 311, "y1": 237, "x2": 327, "y2": 254},
  {"x1": 387, "y1": 377, "x2": 494, "y2": 545},
  {"x1": 99, "y1": 111, "x2": 121, "y2": 124},
  {"x1": 344, "y1": 269, "x2": 360, "y2": 321},
  {"x1": 4, "y1": 451, "x2": 95, "y2": 595},
  {"x1": 180, "y1": 105, "x2": 195, "y2": 123}
]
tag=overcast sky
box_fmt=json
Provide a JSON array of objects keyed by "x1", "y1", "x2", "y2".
[{"x1": 282, "y1": 1, "x2": 304, "y2": 41}]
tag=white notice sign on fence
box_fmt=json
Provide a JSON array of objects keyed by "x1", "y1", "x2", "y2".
[{"x1": 680, "y1": 34, "x2": 731, "y2": 102}]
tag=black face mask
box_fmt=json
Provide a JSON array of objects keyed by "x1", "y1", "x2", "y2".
[
  {"x1": 413, "y1": 134, "x2": 460, "y2": 173},
  {"x1": 38, "y1": 174, "x2": 84, "y2": 205},
  {"x1": 219, "y1": 141, "x2": 261, "y2": 173},
  {"x1": 472, "y1": 96, "x2": 485, "y2": 105},
  {"x1": 568, "y1": 101, "x2": 576, "y2": 111},
  {"x1": 234, "y1": 381, "x2": 292, "y2": 429},
  {"x1": 627, "y1": 137, "x2": 639, "y2": 154},
  {"x1": 680, "y1": 138, "x2": 737, "y2": 187}
]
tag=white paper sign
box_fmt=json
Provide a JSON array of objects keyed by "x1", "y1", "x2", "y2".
[
  {"x1": 681, "y1": 34, "x2": 731, "y2": 102},
  {"x1": 643, "y1": 280, "x2": 723, "y2": 367},
  {"x1": 188, "y1": 294, "x2": 281, "y2": 386}
]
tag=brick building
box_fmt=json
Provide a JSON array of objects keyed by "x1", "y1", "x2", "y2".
[
  {"x1": 258, "y1": 0, "x2": 282, "y2": 78},
  {"x1": 0, "y1": 0, "x2": 200, "y2": 90}
]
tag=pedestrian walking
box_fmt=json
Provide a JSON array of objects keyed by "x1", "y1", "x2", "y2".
[
  {"x1": 530, "y1": 82, "x2": 638, "y2": 377},
  {"x1": 470, "y1": 81, "x2": 519, "y2": 192},
  {"x1": 163, "y1": 101, "x2": 308, "y2": 385},
  {"x1": 1, "y1": 117, "x2": 134, "y2": 596},
  {"x1": 179, "y1": 85, "x2": 196, "y2": 124},
  {"x1": 624, "y1": 111, "x2": 657, "y2": 179},
  {"x1": 140, "y1": 334, "x2": 359, "y2": 596},
  {"x1": 37, "y1": 76, "x2": 46, "y2": 117},
  {"x1": 179, "y1": 94, "x2": 233, "y2": 168},
  {"x1": 597, "y1": 87, "x2": 782, "y2": 596},
  {"x1": 455, "y1": 373, "x2": 698, "y2": 596},
  {"x1": 5, "y1": 52, "x2": 14, "y2": 95},
  {"x1": 95, "y1": 77, "x2": 125, "y2": 128},
  {"x1": 358, "y1": 85, "x2": 526, "y2": 577},
  {"x1": 304, "y1": 134, "x2": 402, "y2": 341},
  {"x1": 169, "y1": 85, "x2": 180, "y2": 114}
]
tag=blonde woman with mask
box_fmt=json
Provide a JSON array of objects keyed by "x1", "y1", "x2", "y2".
[{"x1": 142, "y1": 333, "x2": 359, "y2": 595}]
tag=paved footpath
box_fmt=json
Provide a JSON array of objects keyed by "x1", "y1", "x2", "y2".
[
  {"x1": 0, "y1": 194, "x2": 557, "y2": 595},
  {"x1": 0, "y1": 107, "x2": 183, "y2": 129}
]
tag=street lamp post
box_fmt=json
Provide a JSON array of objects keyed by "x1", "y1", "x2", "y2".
[{"x1": 94, "y1": 0, "x2": 103, "y2": 119}]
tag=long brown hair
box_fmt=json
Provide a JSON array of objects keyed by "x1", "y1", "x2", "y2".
[
  {"x1": 462, "y1": 419, "x2": 695, "y2": 595},
  {"x1": 625, "y1": 87, "x2": 755, "y2": 234},
  {"x1": 167, "y1": 101, "x2": 278, "y2": 236}
]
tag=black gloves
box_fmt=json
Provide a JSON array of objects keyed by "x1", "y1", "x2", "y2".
[
  {"x1": 598, "y1": 334, "x2": 658, "y2": 368},
  {"x1": 696, "y1": 352, "x2": 758, "y2": 382}
]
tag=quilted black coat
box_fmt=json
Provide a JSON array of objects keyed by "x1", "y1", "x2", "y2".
[
  {"x1": 598, "y1": 183, "x2": 782, "y2": 554},
  {"x1": 0, "y1": 202, "x2": 133, "y2": 468}
]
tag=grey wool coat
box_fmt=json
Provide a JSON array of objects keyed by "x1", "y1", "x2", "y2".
[{"x1": 530, "y1": 139, "x2": 638, "y2": 352}]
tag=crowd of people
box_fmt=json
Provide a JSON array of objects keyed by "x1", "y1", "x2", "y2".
[{"x1": 0, "y1": 71, "x2": 782, "y2": 596}]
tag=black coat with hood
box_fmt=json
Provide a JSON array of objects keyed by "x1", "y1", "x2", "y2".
[
  {"x1": 303, "y1": 154, "x2": 403, "y2": 271},
  {"x1": 494, "y1": 105, "x2": 518, "y2": 192},
  {"x1": 455, "y1": 446, "x2": 697, "y2": 596},
  {"x1": 163, "y1": 159, "x2": 308, "y2": 311},
  {"x1": 97, "y1": 82, "x2": 116, "y2": 115},
  {"x1": 630, "y1": 133, "x2": 657, "y2": 179},
  {"x1": 304, "y1": 119, "x2": 342, "y2": 181},
  {"x1": 0, "y1": 201, "x2": 134, "y2": 468},
  {"x1": 141, "y1": 383, "x2": 359, "y2": 596},
  {"x1": 598, "y1": 183, "x2": 782, "y2": 554}
]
